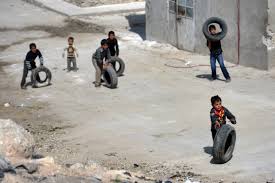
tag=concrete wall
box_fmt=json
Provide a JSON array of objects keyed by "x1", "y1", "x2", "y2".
[
  {"x1": 146, "y1": 0, "x2": 271, "y2": 70},
  {"x1": 268, "y1": 0, "x2": 275, "y2": 68}
]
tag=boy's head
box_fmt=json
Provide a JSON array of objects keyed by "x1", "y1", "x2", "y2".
[
  {"x1": 101, "y1": 39, "x2": 108, "y2": 49},
  {"x1": 68, "y1": 37, "x2": 74, "y2": 45},
  {"x1": 211, "y1": 95, "x2": 222, "y2": 110},
  {"x1": 29, "y1": 43, "x2": 37, "y2": 53},
  {"x1": 209, "y1": 25, "x2": 217, "y2": 35},
  {"x1": 108, "y1": 31, "x2": 115, "y2": 40}
]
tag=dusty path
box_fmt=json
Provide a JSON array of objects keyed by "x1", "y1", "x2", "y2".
[{"x1": 1, "y1": 0, "x2": 275, "y2": 182}]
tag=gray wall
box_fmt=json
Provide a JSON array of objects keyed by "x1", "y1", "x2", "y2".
[
  {"x1": 146, "y1": 0, "x2": 272, "y2": 70},
  {"x1": 268, "y1": 0, "x2": 275, "y2": 68}
]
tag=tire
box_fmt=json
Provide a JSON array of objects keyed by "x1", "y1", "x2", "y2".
[
  {"x1": 31, "y1": 66, "x2": 52, "y2": 88},
  {"x1": 213, "y1": 124, "x2": 236, "y2": 164},
  {"x1": 103, "y1": 66, "x2": 118, "y2": 89},
  {"x1": 110, "y1": 56, "x2": 125, "y2": 76},
  {"x1": 202, "y1": 17, "x2": 228, "y2": 42}
]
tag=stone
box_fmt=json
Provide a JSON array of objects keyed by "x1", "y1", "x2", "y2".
[{"x1": 0, "y1": 119, "x2": 35, "y2": 158}]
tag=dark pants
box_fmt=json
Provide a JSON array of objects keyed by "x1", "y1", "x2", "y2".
[
  {"x1": 211, "y1": 129, "x2": 217, "y2": 141},
  {"x1": 210, "y1": 53, "x2": 230, "y2": 79},
  {"x1": 21, "y1": 64, "x2": 40, "y2": 87}
]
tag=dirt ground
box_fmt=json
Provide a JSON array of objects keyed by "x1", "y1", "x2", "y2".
[
  {"x1": 1, "y1": 0, "x2": 275, "y2": 183},
  {"x1": 64, "y1": 0, "x2": 144, "y2": 7}
]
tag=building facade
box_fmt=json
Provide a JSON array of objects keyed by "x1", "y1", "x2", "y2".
[{"x1": 146, "y1": 0, "x2": 275, "y2": 70}]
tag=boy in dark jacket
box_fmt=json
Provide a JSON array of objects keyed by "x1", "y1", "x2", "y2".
[
  {"x1": 207, "y1": 25, "x2": 231, "y2": 82},
  {"x1": 210, "y1": 95, "x2": 237, "y2": 140},
  {"x1": 21, "y1": 43, "x2": 43, "y2": 89},
  {"x1": 92, "y1": 39, "x2": 111, "y2": 87},
  {"x1": 107, "y1": 31, "x2": 119, "y2": 68}
]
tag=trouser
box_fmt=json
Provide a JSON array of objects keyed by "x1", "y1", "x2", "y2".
[
  {"x1": 67, "y1": 57, "x2": 77, "y2": 71},
  {"x1": 21, "y1": 64, "x2": 40, "y2": 87},
  {"x1": 211, "y1": 129, "x2": 217, "y2": 141},
  {"x1": 210, "y1": 53, "x2": 230, "y2": 79},
  {"x1": 92, "y1": 58, "x2": 103, "y2": 85},
  {"x1": 110, "y1": 56, "x2": 116, "y2": 69}
]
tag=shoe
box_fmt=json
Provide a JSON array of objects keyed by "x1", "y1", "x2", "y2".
[
  {"x1": 95, "y1": 83, "x2": 101, "y2": 87},
  {"x1": 21, "y1": 85, "x2": 27, "y2": 90},
  {"x1": 226, "y1": 78, "x2": 231, "y2": 83},
  {"x1": 211, "y1": 77, "x2": 217, "y2": 81}
]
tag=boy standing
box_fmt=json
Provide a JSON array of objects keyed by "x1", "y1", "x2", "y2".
[
  {"x1": 107, "y1": 31, "x2": 119, "y2": 68},
  {"x1": 21, "y1": 43, "x2": 43, "y2": 89},
  {"x1": 63, "y1": 37, "x2": 79, "y2": 72},
  {"x1": 207, "y1": 25, "x2": 231, "y2": 82},
  {"x1": 92, "y1": 39, "x2": 111, "y2": 87},
  {"x1": 210, "y1": 95, "x2": 237, "y2": 140}
]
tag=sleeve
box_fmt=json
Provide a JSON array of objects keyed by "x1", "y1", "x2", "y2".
[
  {"x1": 25, "y1": 53, "x2": 32, "y2": 70},
  {"x1": 95, "y1": 49, "x2": 101, "y2": 62},
  {"x1": 63, "y1": 47, "x2": 67, "y2": 57},
  {"x1": 210, "y1": 109, "x2": 218, "y2": 125},
  {"x1": 224, "y1": 107, "x2": 237, "y2": 124},
  {"x1": 74, "y1": 46, "x2": 79, "y2": 57},
  {"x1": 115, "y1": 39, "x2": 119, "y2": 56},
  {"x1": 37, "y1": 50, "x2": 44, "y2": 65}
]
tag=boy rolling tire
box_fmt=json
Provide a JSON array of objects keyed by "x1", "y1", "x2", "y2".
[
  {"x1": 103, "y1": 66, "x2": 118, "y2": 89},
  {"x1": 31, "y1": 66, "x2": 52, "y2": 88},
  {"x1": 203, "y1": 17, "x2": 228, "y2": 42},
  {"x1": 213, "y1": 124, "x2": 236, "y2": 164},
  {"x1": 110, "y1": 57, "x2": 125, "y2": 76}
]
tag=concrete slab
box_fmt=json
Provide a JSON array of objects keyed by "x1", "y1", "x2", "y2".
[{"x1": 23, "y1": 0, "x2": 145, "y2": 16}]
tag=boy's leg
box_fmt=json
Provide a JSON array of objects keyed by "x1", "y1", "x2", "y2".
[
  {"x1": 217, "y1": 54, "x2": 230, "y2": 80},
  {"x1": 72, "y1": 57, "x2": 77, "y2": 71},
  {"x1": 92, "y1": 58, "x2": 102, "y2": 86},
  {"x1": 211, "y1": 129, "x2": 217, "y2": 141},
  {"x1": 210, "y1": 54, "x2": 217, "y2": 79},
  {"x1": 20, "y1": 65, "x2": 28, "y2": 89},
  {"x1": 67, "y1": 58, "x2": 71, "y2": 71}
]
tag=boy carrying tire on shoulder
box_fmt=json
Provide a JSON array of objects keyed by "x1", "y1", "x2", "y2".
[
  {"x1": 210, "y1": 95, "x2": 237, "y2": 141},
  {"x1": 92, "y1": 39, "x2": 111, "y2": 87},
  {"x1": 63, "y1": 37, "x2": 79, "y2": 72},
  {"x1": 207, "y1": 25, "x2": 231, "y2": 82},
  {"x1": 21, "y1": 43, "x2": 44, "y2": 89}
]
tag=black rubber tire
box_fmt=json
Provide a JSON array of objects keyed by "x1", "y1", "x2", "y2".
[
  {"x1": 103, "y1": 66, "x2": 118, "y2": 89},
  {"x1": 213, "y1": 124, "x2": 236, "y2": 164},
  {"x1": 202, "y1": 17, "x2": 228, "y2": 42},
  {"x1": 110, "y1": 57, "x2": 125, "y2": 76},
  {"x1": 31, "y1": 66, "x2": 52, "y2": 87}
]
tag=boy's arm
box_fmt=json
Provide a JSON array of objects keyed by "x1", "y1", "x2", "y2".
[
  {"x1": 207, "y1": 40, "x2": 211, "y2": 49},
  {"x1": 62, "y1": 47, "x2": 67, "y2": 58},
  {"x1": 95, "y1": 49, "x2": 102, "y2": 63},
  {"x1": 106, "y1": 49, "x2": 111, "y2": 63},
  {"x1": 115, "y1": 39, "x2": 119, "y2": 56},
  {"x1": 210, "y1": 109, "x2": 218, "y2": 125},
  {"x1": 224, "y1": 107, "x2": 237, "y2": 124},
  {"x1": 37, "y1": 50, "x2": 44, "y2": 66},
  {"x1": 25, "y1": 52, "x2": 32, "y2": 70},
  {"x1": 74, "y1": 46, "x2": 79, "y2": 57}
]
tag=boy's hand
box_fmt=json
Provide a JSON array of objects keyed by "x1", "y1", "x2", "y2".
[{"x1": 215, "y1": 121, "x2": 221, "y2": 129}]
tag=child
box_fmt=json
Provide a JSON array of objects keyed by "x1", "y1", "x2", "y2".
[
  {"x1": 210, "y1": 95, "x2": 236, "y2": 140},
  {"x1": 107, "y1": 31, "x2": 119, "y2": 68},
  {"x1": 21, "y1": 43, "x2": 43, "y2": 89},
  {"x1": 63, "y1": 37, "x2": 79, "y2": 72},
  {"x1": 92, "y1": 39, "x2": 111, "y2": 87},
  {"x1": 207, "y1": 25, "x2": 231, "y2": 82}
]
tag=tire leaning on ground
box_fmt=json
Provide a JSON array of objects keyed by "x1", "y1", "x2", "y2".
[
  {"x1": 110, "y1": 57, "x2": 125, "y2": 76},
  {"x1": 31, "y1": 66, "x2": 52, "y2": 87},
  {"x1": 202, "y1": 17, "x2": 228, "y2": 42},
  {"x1": 103, "y1": 66, "x2": 118, "y2": 89},
  {"x1": 213, "y1": 124, "x2": 236, "y2": 164}
]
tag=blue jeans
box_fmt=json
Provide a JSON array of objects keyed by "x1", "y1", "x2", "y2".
[{"x1": 210, "y1": 53, "x2": 230, "y2": 79}]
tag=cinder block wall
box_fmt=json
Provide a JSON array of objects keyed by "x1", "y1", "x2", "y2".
[{"x1": 268, "y1": 0, "x2": 275, "y2": 68}]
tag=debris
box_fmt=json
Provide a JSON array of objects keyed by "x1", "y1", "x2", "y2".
[
  {"x1": 133, "y1": 163, "x2": 139, "y2": 168},
  {"x1": 0, "y1": 157, "x2": 14, "y2": 173},
  {"x1": 105, "y1": 152, "x2": 117, "y2": 157},
  {"x1": 15, "y1": 163, "x2": 38, "y2": 174},
  {"x1": 4, "y1": 103, "x2": 10, "y2": 107}
]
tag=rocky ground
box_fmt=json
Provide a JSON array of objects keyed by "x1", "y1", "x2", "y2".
[{"x1": 64, "y1": 0, "x2": 144, "y2": 7}]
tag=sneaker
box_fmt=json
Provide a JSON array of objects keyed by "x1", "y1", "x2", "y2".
[
  {"x1": 21, "y1": 85, "x2": 27, "y2": 90},
  {"x1": 95, "y1": 83, "x2": 101, "y2": 87},
  {"x1": 226, "y1": 78, "x2": 231, "y2": 83}
]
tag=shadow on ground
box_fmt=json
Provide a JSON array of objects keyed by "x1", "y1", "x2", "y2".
[
  {"x1": 196, "y1": 74, "x2": 226, "y2": 82},
  {"x1": 125, "y1": 14, "x2": 146, "y2": 40}
]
